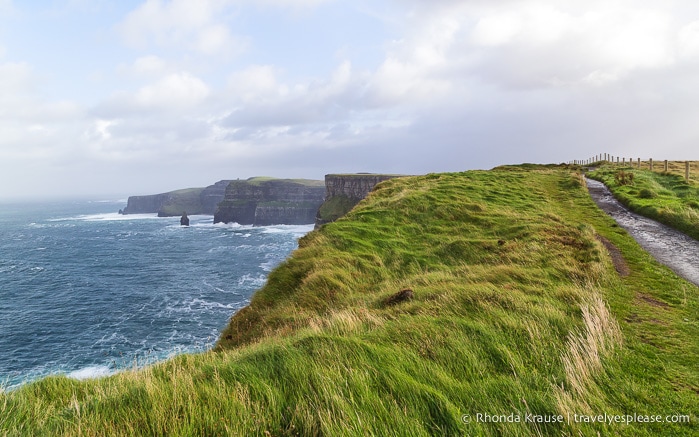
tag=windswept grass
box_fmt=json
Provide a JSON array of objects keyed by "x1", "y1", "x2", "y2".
[
  {"x1": 588, "y1": 165, "x2": 699, "y2": 240},
  {"x1": 1, "y1": 167, "x2": 697, "y2": 436}
]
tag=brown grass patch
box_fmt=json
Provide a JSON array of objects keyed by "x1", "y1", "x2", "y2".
[
  {"x1": 555, "y1": 293, "x2": 623, "y2": 415},
  {"x1": 595, "y1": 235, "x2": 630, "y2": 276},
  {"x1": 636, "y1": 292, "x2": 670, "y2": 308}
]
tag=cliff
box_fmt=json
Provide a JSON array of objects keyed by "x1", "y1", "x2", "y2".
[
  {"x1": 121, "y1": 192, "x2": 174, "y2": 215},
  {"x1": 121, "y1": 180, "x2": 232, "y2": 216},
  {"x1": 314, "y1": 173, "x2": 405, "y2": 228},
  {"x1": 213, "y1": 177, "x2": 325, "y2": 226}
]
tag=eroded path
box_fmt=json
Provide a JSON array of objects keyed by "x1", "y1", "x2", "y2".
[{"x1": 586, "y1": 177, "x2": 699, "y2": 286}]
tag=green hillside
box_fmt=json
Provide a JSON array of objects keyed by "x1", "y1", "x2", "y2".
[{"x1": 1, "y1": 167, "x2": 696, "y2": 436}]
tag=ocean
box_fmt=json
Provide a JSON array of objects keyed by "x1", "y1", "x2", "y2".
[{"x1": 0, "y1": 199, "x2": 312, "y2": 391}]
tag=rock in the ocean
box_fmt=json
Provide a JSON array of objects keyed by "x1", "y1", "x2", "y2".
[{"x1": 180, "y1": 212, "x2": 190, "y2": 226}]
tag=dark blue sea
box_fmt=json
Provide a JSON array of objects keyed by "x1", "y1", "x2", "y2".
[{"x1": 0, "y1": 199, "x2": 312, "y2": 391}]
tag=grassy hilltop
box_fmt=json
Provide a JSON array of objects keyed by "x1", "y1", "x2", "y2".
[{"x1": 1, "y1": 167, "x2": 697, "y2": 436}]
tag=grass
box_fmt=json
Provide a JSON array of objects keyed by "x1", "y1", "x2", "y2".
[
  {"x1": 1, "y1": 167, "x2": 697, "y2": 436},
  {"x1": 245, "y1": 177, "x2": 325, "y2": 187},
  {"x1": 588, "y1": 163, "x2": 699, "y2": 240},
  {"x1": 317, "y1": 195, "x2": 357, "y2": 223},
  {"x1": 158, "y1": 188, "x2": 205, "y2": 217}
]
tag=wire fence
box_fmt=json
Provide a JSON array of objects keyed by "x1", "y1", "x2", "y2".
[{"x1": 570, "y1": 154, "x2": 697, "y2": 183}]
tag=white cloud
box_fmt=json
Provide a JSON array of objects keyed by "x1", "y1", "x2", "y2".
[
  {"x1": 254, "y1": 0, "x2": 333, "y2": 10},
  {"x1": 117, "y1": 0, "x2": 247, "y2": 57},
  {"x1": 95, "y1": 71, "x2": 211, "y2": 117},
  {"x1": 472, "y1": 12, "x2": 522, "y2": 46},
  {"x1": 227, "y1": 65, "x2": 284, "y2": 103},
  {"x1": 119, "y1": 55, "x2": 170, "y2": 77},
  {"x1": 678, "y1": 20, "x2": 699, "y2": 59},
  {"x1": 0, "y1": 62, "x2": 82, "y2": 122},
  {"x1": 134, "y1": 72, "x2": 211, "y2": 109},
  {"x1": 0, "y1": 61, "x2": 34, "y2": 93}
]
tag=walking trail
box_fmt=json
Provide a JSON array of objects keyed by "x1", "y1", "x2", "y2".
[{"x1": 586, "y1": 177, "x2": 699, "y2": 287}]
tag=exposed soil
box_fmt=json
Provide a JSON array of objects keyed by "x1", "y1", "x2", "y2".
[
  {"x1": 595, "y1": 234, "x2": 630, "y2": 276},
  {"x1": 586, "y1": 177, "x2": 699, "y2": 287},
  {"x1": 637, "y1": 292, "x2": 671, "y2": 308}
]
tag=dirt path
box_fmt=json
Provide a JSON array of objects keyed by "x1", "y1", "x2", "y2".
[{"x1": 586, "y1": 177, "x2": 699, "y2": 287}]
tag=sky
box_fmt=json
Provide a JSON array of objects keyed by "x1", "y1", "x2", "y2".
[{"x1": 1, "y1": 0, "x2": 698, "y2": 199}]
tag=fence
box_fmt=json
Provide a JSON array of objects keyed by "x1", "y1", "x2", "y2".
[{"x1": 570, "y1": 153, "x2": 693, "y2": 183}]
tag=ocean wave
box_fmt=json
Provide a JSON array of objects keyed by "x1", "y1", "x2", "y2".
[
  {"x1": 237, "y1": 273, "x2": 267, "y2": 288},
  {"x1": 164, "y1": 298, "x2": 243, "y2": 315},
  {"x1": 260, "y1": 224, "x2": 314, "y2": 236},
  {"x1": 260, "y1": 260, "x2": 277, "y2": 272},
  {"x1": 49, "y1": 213, "x2": 161, "y2": 222},
  {"x1": 67, "y1": 365, "x2": 114, "y2": 380},
  {"x1": 89, "y1": 199, "x2": 127, "y2": 204}
]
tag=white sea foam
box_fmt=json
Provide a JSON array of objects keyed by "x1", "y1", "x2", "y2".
[
  {"x1": 260, "y1": 260, "x2": 278, "y2": 272},
  {"x1": 49, "y1": 213, "x2": 161, "y2": 222},
  {"x1": 237, "y1": 273, "x2": 266, "y2": 287},
  {"x1": 67, "y1": 365, "x2": 114, "y2": 380},
  {"x1": 260, "y1": 224, "x2": 314, "y2": 236},
  {"x1": 90, "y1": 199, "x2": 127, "y2": 204}
]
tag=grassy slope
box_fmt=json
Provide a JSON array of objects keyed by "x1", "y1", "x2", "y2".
[
  {"x1": 317, "y1": 194, "x2": 356, "y2": 222},
  {"x1": 158, "y1": 188, "x2": 205, "y2": 216},
  {"x1": 588, "y1": 165, "x2": 699, "y2": 240},
  {"x1": 246, "y1": 177, "x2": 325, "y2": 187},
  {"x1": 1, "y1": 168, "x2": 697, "y2": 436}
]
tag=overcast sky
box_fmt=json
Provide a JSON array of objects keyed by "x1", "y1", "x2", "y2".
[{"x1": 1, "y1": 0, "x2": 698, "y2": 199}]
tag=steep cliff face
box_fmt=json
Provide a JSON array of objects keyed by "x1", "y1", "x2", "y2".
[
  {"x1": 323, "y1": 174, "x2": 401, "y2": 199},
  {"x1": 315, "y1": 174, "x2": 405, "y2": 228},
  {"x1": 213, "y1": 178, "x2": 325, "y2": 226},
  {"x1": 122, "y1": 193, "x2": 175, "y2": 215},
  {"x1": 200, "y1": 180, "x2": 232, "y2": 214},
  {"x1": 122, "y1": 180, "x2": 232, "y2": 216}
]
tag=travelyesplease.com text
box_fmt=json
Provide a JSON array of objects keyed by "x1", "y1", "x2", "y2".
[{"x1": 460, "y1": 412, "x2": 691, "y2": 426}]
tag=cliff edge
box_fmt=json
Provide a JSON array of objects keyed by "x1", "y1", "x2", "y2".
[
  {"x1": 314, "y1": 174, "x2": 405, "y2": 228},
  {"x1": 121, "y1": 180, "x2": 232, "y2": 217},
  {"x1": 213, "y1": 177, "x2": 325, "y2": 226}
]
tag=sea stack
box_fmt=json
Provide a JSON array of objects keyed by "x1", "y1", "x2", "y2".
[{"x1": 180, "y1": 212, "x2": 190, "y2": 226}]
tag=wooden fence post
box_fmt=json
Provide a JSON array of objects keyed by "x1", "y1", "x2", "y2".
[
  {"x1": 686, "y1": 161, "x2": 690, "y2": 182},
  {"x1": 650, "y1": 158, "x2": 653, "y2": 171},
  {"x1": 664, "y1": 160, "x2": 668, "y2": 172},
  {"x1": 637, "y1": 158, "x2": 640, "y2": 169}
]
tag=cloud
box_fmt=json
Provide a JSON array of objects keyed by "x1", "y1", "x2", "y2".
[
  {"x1": 0, "y1": 62, "x2": 82, "y2": 122},
  {"x1": 135, "y1": 72, "x2": 210, "y2": 108},
  {"x1": 117, "y1": 0, "x2": 248, "y2": 57},
  {"x1": 368, "y1": 0, "x2": 683, "y2": 92},
  {"x1": 94, "y1": 71, "x2": 210, "y2": 118},
  {"x1": 118, "y1": 55, "x2": 170, "y2": 77},
  {"x1": 222, "y1": 61, "x2": 366, "y2": 129},
  {"x1": 678, "y1": 20, "x2": 699, "y2": 59}
]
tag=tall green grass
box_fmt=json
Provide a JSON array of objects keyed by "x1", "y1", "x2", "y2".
[
  {"x1": 588, "y1": 165, "x2": 699, "y2": 240},
  {"x1": 1, "y1": 168, "x2": 697, "y2": 436}
]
